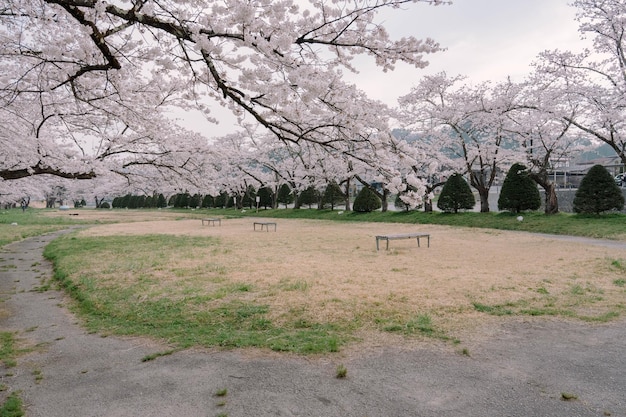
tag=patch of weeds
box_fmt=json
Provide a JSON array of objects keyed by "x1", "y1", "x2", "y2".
[
  {"x1": 0, "y1": 265, "x2": 17, "y2": 271},
  {"x1": 613, "y1": 279, "x2": 625, "y2": 287},
  {"x1": 0, "y1": 391, "x2": 24, "y2": 417},
  {"x1": 577, "y1": 311, "x2": 621, "y2": 322},
  {"x1": 141, "y1": 349, "x2": 177, "y2": 362},
  {"x1": 32, "y1": 369, "x2": 43, "y2": 383},
  {"x1": 570, "y1": 284, "x2": 585, "y2": 295},
  {"x1": 561, "y1": 392, "x2": 578, "y2": 401},
  {"x1": 406, "y1": 314, "x2": 434, "y2": 335},
  {"x1": 335, "y1": 364, "x2": 347, "y2": 378},
  {"x1": 215, "y1": 388, "x2": 228, "y2": 397},
  {"x1": 536, "y1": 287, "x2": 549, "y2": 295},
  {"x1": 609, "y1": 258, "x2": 625, "y2": 271},
  {"x1": 472, "y1": 302, "x2": 513, "y2": 316},
  {"x1": 0, "y1": 332, "x2": 19, "y2": 368},
  {"x1": 32, "y1": 281, "x2": 52, "y2": 292},
  {"x1": 460, "y1": 347, "x2": 470, "y2": 356},
  {"x1": 381, "y1": 314, "x2": 449, "y2": 341}
]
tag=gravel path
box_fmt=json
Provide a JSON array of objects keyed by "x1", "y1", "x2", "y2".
[{"x1": 1, "y1": 231, "x2": 625, "y2": 417}]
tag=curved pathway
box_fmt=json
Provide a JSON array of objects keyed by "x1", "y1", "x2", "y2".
[{"x1": 0, "y1": 231, "x2": 625, "y2": 417}]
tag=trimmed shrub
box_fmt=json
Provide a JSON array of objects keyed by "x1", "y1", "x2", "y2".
[
  {"x1": 277, "y1": 183, "x2": 293, "y2": 208},
  {"x1": 298, "y1": 186, "x2": 319, "y2": 209},
  {"x1": 573, "y1": 164, "x2": 625, "y2": 214},
  {"x1": 498, "y1": 162, "x2": 541, "y2": 213},
  {"x1": 257, "y1": 187, "x2": 274, "y2": 209},
  {"x1": 437, "y1": 173, "x2": 475, "y2": 213},
  {"x1": 353, "y1": 186, "x2": 381, "y2": 212},
  {"x1": 322, "y1": 181, "x2": 345, "y2": 210}
]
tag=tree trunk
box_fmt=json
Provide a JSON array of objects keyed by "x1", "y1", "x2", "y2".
[
  {"x1": 424, "y1": 198, "x2": 433, "y2": 212},
  {"x1": 381, "y1": 188, "x2": 388, "y2": 212},
  {"x1": 529, "y1": 173, "x2": 559, "y2": 215},
  {"x1": 478, "y1": 188, "x2": 490, "y2": 213},
  {"x1": 343, "y1": 178, "x2": 351, "y2": 211}
]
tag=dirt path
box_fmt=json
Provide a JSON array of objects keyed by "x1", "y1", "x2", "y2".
[{"x1": 1, "y1": 230, "x2": 625, "y2": 417}]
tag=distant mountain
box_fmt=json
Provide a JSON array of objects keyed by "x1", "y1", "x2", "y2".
[{"x1": 577, "y1": 143, "x2": 619, "y2": 161}]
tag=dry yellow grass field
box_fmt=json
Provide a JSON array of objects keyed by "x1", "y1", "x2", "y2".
[{"x1": 60, "y1": 210, "x2": 626, "y2": 347}]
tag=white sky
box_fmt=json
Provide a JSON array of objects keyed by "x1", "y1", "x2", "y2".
[
  {"x1": 185, "y1": 0, "x2": 592, "y2": 137},
  {"x1": 351, "y1": 0, "x2": 591, "y2": 104}
]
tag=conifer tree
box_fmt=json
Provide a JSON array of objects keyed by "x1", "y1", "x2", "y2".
[
  {"x1": 573, "y1": 164, "x2": 625, "y2": 214},
  {"x1": 322, "y1": 181, "x2": 345, "y2": 210},
  {"x1": 277, "y1": 184, "x2": 293, "y2": 208},
  {"x1": 257, "y1": 187, "x2": 273, "y2": 209},
  {"x1": 437, "y1": 173, "x2": 475, "y2": 213},
  {"x1": 298, "y1": 186, "x2": 319, "y2": 209},
  {"x1": 353, "y1": 186, "x2": 382, "y2": 212},
  {"x1": 498, "y1": 163, "x2": 541, "y2": 213}
]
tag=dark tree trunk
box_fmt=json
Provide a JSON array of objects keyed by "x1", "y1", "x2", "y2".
[{"x1": 477, "y1": 187, "x2": 490, "y2": 213}]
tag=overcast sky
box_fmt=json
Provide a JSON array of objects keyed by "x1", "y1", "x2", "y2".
[
  {"x1": 350, "y1": 0, "x2": 591, "y2": 104},
  {"x1": 187, "y1": 1, "x2": 592, "y2": 137}
]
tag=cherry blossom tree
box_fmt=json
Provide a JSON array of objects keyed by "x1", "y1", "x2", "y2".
[
  {"x1": 534, "y1": 0, "x2": 626, "y2": 168},
  {"x1": 398, "y1": 73, "x2": 522, "y2": 212},
  {"x1": 501, "y1": 75, "x2": 587, "y2": 214},
  {"x1": 1, "y1": 0, "x2": 446, "y2": 188}
]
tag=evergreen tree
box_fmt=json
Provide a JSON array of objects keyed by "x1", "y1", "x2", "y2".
[
  {"x1": 167, "y1": 194, "x2": 178, "y2": 207},
  {"x1": 241, "y1": 185, "x2": 256, "y2": 208},
  {"x1": 156, "y1": 193, "x2": 167, "y2": 208},
  {"x1": 257, "y1": 187, "x2": 273, "y2": 209},
  {"x1": 214, "y1": 192, "x2": 228, "y2": 208},
  {"x1": 277, "y1": 183, "x2": 293, "y2": 208},
  {"x1": 497, "y1": 163, "x2": 541, "y2": 213},
  {"x1": 189, "y1": 193, "x2": 202, "y2": 209},
  {"x1": 120, "y1": 194, "x2": 132, "y2": 208},
  {"x1": 201, "y1": 194, "x2": 214, "y2": 208},
  {"x1": 298, "y1": 186, "x2": 319, "y2": 208},
  {"x1": 437, "y1": 173, "x2": 475, "y2": 213},
  {"x1": 353, "y1": 186, "x2": 381, "y2": 212},
  {"x1": 321, "y1": 181, "x2": 345, "y2": 210},
  {"x1": 573, "y1": 164, "x2": 625, "y2": 214}
]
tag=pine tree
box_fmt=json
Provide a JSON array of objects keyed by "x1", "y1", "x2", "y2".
[
  {"x1": 497, "y1": 163, "x2": 541, "y2": 213},
  {"x1": 257, "y1": 187, "x2": 273, "y2": 209},
  {"x1": 437, "y1": 173, "x2": 475, "y2": 213},
  {"x1": 277, "y1": 183, "x2": 293, "y2": 208},
  {"x1": 321, "y1": 181, "x2": 345, "y2": 210},
  {"x1": 201, "y1": 194, "x2": 214, "y2": 208},
  {"x1": 573, "y1": 164, "x2": 625, "y2": 214},
  {"x1": 156, "y1": 193, "x2": 167, "y2": 208},
  {"x1": 353, "y1": 186, "x2": 381, "y2": 212},
  {"x1": 298, "y1": 186, "x2": 319, "y2": 209}
]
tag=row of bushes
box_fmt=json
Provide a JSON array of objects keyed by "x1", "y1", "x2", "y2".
[{"x1": 435, "y1": 163, "x2": 624, "y2": 215}]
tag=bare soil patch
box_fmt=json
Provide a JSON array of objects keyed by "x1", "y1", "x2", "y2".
[{"x1": 73, "y1": 213, "x2": 626, "y2": 345}]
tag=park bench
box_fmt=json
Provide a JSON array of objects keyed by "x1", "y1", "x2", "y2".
[
  {"x1": 201, "y1": 218, "x2": 221, "y2": 226},
  {"x1": 375, "y1": 233, "x2": 430, "y2": 251},
  {"x1": 253, "y1": 221, "x2": 277, "y2": 231}
]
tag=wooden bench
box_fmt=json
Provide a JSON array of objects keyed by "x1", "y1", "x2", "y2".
[
  {"x1": 201, "y1": 218, "x2": 221, "y2": 226},
  {"x1": 253, "y1": 221, "x2": 277, "y2": 231},
  {"x1": 375, "y1": 233, "x2": 430, "y2": 250}
]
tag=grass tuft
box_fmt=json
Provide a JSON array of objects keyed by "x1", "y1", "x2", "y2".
[
  {"x1": 0, "y1": 392, "x2": 24, "y2": 417},
  {"x1": 335, "y1": 364, "x2": 347, "y2": 378}
]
